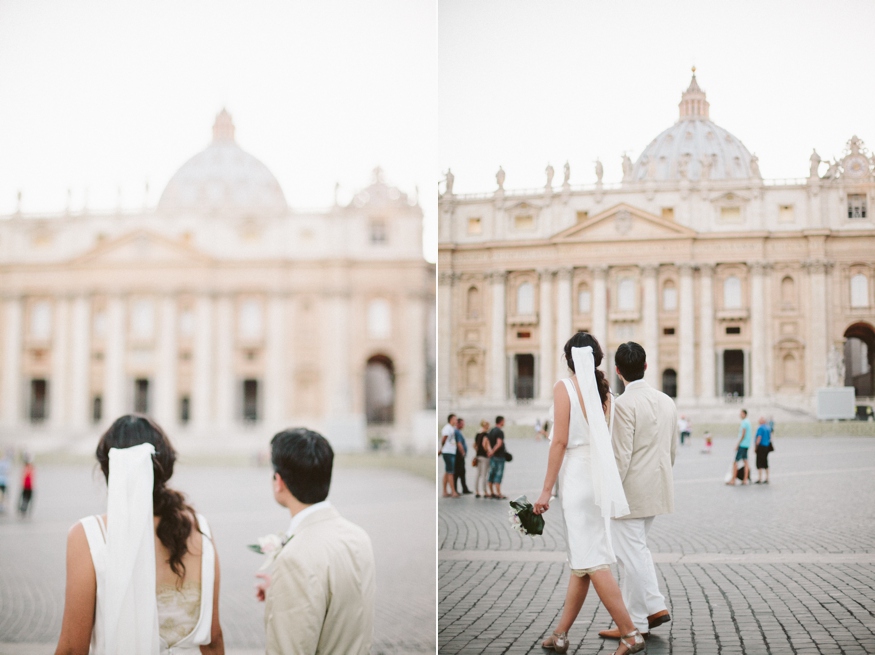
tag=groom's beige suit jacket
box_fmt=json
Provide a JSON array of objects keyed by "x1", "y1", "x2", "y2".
[
  {"x1": 612, "y1": 379, "x2": 678, "y2": 520},
  {"x1": 264, "y1": 506, "x2": 375, "y2": 655}
]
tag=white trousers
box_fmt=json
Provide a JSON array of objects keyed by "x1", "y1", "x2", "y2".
[{"x1": 611, "y1": 516, "x2": 666, "y2": 633}]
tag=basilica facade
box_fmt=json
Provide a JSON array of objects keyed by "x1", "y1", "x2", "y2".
[
  {"x1": 439, "y1": 73, "x2": 875, "y2": 422},
  {"x1": 0, "y1": 110, "x2": 435, "y2": 452}
]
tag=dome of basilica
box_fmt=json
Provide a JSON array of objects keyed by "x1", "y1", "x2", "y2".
[
  {"x1": 157, "y1": 109, "x2": 288, "y2": 215},
  {"x1": 628, "y1": 71, "x2": 759, "y2": 183}
]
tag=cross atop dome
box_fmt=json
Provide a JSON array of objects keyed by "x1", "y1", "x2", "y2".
[
  {"x1": 212, "y1": 108, "x2": 236, "y2": 142},
  {"x1": 678, "y1": 67, "x2": 709, "y2": 120}
]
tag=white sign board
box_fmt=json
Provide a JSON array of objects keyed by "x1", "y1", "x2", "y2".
[{"x1": 816, "y1": 387, "x2": 856, "y2": 420}]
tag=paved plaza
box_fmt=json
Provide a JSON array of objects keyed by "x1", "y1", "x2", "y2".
[
  {"x1": 439, "y1": 434, "x2": 875, "y2": 654},
  {"x1": 0, "y1": 459, "x2": 435, "y2": 654}
]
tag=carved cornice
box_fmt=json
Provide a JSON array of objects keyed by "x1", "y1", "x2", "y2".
[
  {"x1": 697, "y1": 263, "x2": 715, "y2": 276},
  {"x1": 591, "y1": 265, "x2": 609, "y2": 279},
  {"x1": 488, "y1": 270, "x2": 507, "y2": 284},
  {"x1": 556, "y1": 267, "x2": 574, "y2": 282},
  {"x1": 641, "y1": 264, "x2": 659, "y2": 277}
]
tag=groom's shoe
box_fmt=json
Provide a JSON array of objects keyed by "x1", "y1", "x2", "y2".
[{"x1": 647, "y1": 610, "x2": 671, "y2": 629}]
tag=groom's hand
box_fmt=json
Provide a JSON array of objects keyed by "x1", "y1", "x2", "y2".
[{"x1": 255, "y1": 572, "x2": 272, "y2": 602}]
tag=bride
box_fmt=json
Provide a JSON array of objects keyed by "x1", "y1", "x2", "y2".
[
  {"x1": 534, "y1": 332, "x2": 644, "y2": 655},
  {"x1": 54, "y1": 415, "x2": 224, "y2": 654}
]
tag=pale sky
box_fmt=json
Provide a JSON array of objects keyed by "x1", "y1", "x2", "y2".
[
  {"x1": 0, "y1": 0, "x2": 437, "y2": 260},
  {"x1": 440, "y1": 0, "x2": 875, "y2": 195}
]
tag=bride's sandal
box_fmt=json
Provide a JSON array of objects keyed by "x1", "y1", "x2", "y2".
[
  {"x1": 541, "y1": 631, "x2": 569, "y2": 653},
  {"x1": 613, "y1": 629, "x2": 645, "y2": 655}
]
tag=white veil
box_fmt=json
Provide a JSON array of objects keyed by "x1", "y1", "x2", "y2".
[
  {"x1": 571, "y1": 346, "x2": 630, "y2": 519},
  {"x1": 104, "y1": 442, "x2": 160, "y2": 655}
]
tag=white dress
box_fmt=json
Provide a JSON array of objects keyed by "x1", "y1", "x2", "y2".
[
  {"x1": 80, "y1": 513, "x2": 215, "y2": 654},
  {"x1": 556, "y1": 377, "x2": 616, "y2": 570}
]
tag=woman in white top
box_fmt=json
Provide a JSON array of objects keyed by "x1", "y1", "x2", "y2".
[
  {"x1": 55, "y1": 415, "x2": 224, "y2": 654},
  {"x1": 533, "y1": 332, "x2": 644, "y2": 655}
]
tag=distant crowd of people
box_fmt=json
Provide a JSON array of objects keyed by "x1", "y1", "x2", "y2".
[
  {"x1": 0, "y1": 449, "x2": 35, "y2": 517},
  {"x1": 439, "y1": 413, "x2": 508, "y2": 499}
]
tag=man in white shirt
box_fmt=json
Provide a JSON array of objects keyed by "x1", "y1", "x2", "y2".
[
  {"x1": 256, "y1": 428, "x2": 375, "y2": 654},
  {"x1": 440, "y1": 414, "x2": 461, "y2": 498}
]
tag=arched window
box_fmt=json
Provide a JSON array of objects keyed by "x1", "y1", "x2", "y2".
[
  {"x1": 365, "y1": 355, "x2": 394, "y2": 424},
  {"x1": 724, "y1": 276, "x2": 742, "y2": 309},
  {"x1": 851, "y1": 274, "x2": 869, "y2": 308},
  {"x1": 618, "y1": 278, "x2": 635, "y2": 311},
  {"x1": 662, "y1": 280, "x2": 677, "y2": 311},
  {"x1": 662, "y1": 369, "x2": 677, "y2": 398},
  {"x1": 367, "y1": 299, "x2": 391, "y2": 339},
  {"x1": 783, "y1": 353, "x2": 799, "y2": 384},
  {"x1": 517, "y1": 282, "x2": 534, "y2": 315},
  {"x1": 781, "y1": 276, "x2": 795, "y2": 307},
  {"x1": 239, "y1": 299, "x2": 263, "y2": 340},
  {"x1": 466, "y1": 358, "x2": 479, "y2": 390},
  {"x1": 466, "y1": 286, "x2": 481, "y2": 320},
  {"x1": 30, "y1": 300, "x2": 52, "y2": 341},
  {"x1": 131, "y1": 299, "x2": 155, "y2": 340},
  {"x1": 577, "y1": 283, "x2": 591, "y2": 313}
]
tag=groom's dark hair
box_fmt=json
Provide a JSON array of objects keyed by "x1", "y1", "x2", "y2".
[
  {"x1": 615, "y1": 342, "x2": 647, "y2": 382},
  {"x1": 271, "y1": 428, "x2": 334, "y2": 504}
]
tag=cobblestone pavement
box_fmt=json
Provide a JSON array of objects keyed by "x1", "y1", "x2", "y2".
[
  {"x1": 439, "y1": 435, "x2": 875, "y2": 654},
  {"x1": 0, "y1": 461, "x2": 435, "y2": 655}
]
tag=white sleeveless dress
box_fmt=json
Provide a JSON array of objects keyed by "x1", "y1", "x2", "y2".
[
  {"x1": 556, "y1": 378, "x2": 616, "y2": 571},
  {"x1": 80, "y1": 513, "x2": 215, "y2": 654}
]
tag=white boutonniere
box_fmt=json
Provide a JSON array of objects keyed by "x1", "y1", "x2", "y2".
[{"x1": 248, "y1": 533, "x2": 290, "y2": 570}]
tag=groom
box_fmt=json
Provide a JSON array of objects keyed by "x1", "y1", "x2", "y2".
[
  {"x1": 256, "y1": 428, "x2": 375, "y2": 654},
  {"x1": 600, "y1": 342, "x2": 677, "y2": 640}
]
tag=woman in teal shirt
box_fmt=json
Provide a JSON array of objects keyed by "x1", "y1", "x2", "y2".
[{"x1": 754, "y1": 417, "x2": 773, "y2": 484}]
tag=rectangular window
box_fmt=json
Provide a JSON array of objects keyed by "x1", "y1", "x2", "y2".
[
  {"x1": 779, "y1": 204, "x2": 795, "y2": 223},
  {"x1": 92, "y1": 395, "x2": 103, "y2": 423},
  {"x1": 663, "y1": 327, "x2": 675, "y2": 335},
  {"x1": 134, "y1": 379, "x2": 150, "y2": 414},
  {"x1": 848, "y1": 194, "x2": 867, "y2": 219},
  {"x1": 30, "y1": 379, "x2": 48, "y2": 422},
  {"x1": 179, "y1": 396, "x2": 190, "y2": 424},
  {"x1": 516, "y1": 331, "x2": 531, "y2": 339},
  {"x1": 243, "y1": 379, "x2": 259, "y2": 422},
  {"x1": 576, "y1": 211, "x2": 589, "y2": 223},
  {"x1": 720, "y1": 207, "x2": 742, "y2": 222},
  {"x1": 661, "y1": 207, "x2": 675, "y2": 220},
  {"x1": 726, "y1": 326, "x2": 741, "y2": 335},
  {"x1": 369, "y1": 220, "x2": 387, "y2": 244},
  {"x1": 467, "y1": 217, "x2": 482, "y2": 235},
  {"x1": 514, "y1": 214, "x2": 534, "y2": 230}
]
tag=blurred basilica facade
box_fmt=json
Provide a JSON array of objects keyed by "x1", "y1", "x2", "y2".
[
  {"x1": 0, "y1": 110, "x2": 435, "y2": 452},
  {"x1": 439, "y1": 72, "x2": 875, "y2": 422}
]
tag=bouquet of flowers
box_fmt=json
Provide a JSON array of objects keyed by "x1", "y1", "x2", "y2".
[
  {"x1": 507, "y1": 495, "x2": 544, "y2": 536},
  {"x1": 248, "y1": 533, "x2": 289, "y2": 570}
]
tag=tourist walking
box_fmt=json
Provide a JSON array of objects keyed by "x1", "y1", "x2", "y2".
[
  {"x1": 453, "y1": 418, "x2": 472, "y2": 494},
  {"x1": 728, "y1": 409, "x2": 753, "y2": 485},
  {"x1": 18, "y1": 455, "x2": 34, "y2": 518},
  {"x1": 473, "y1": 420, "x2": 490, "y2": 497},
  {"x1": 485, "y1": 417, "x2": 508, "y2": 500},
  {"x1": 0, "y1": 449, "x2": 11, "y2": 512},
  {"x1": 599, "y1": 341, "x2": 676, "y2": 641},
  {"x1": 534, "y1": 332, "x2": 644, "y2": 655},
  {"x1": 755, "y1": 417, "x2": 774, "y2": 483},
  {"x1": 440, "y1": 414, "x2": 461, "y2": 498},
  {"x1": 55, "y1": 414, "x2": 224, "y2": 653},
  {"x1": 678, "y1": 415, "x2": 691, "y2": 446}
]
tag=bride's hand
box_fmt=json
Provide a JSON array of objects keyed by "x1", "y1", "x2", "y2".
[{"x1": 533, "y1": 490, "x2": 551, "y2": 514}]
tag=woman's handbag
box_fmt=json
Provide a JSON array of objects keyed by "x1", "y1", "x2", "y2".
[
  {"x1": 504, "y1": 451, "x2": 513, "y2": 463},
  {"x1": 471, "y1": 457, "x2": 478, "y2": 467}
]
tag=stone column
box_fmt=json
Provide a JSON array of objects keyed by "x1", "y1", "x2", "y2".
[
  {"x1": 103, "y1": 295, "x2": 126, "y2": 421},
  {"x1": 69, "y1": 295, "x2": 91, "y2": 430},
  {"x1": 325, "y1": 293, "x2": 352, "y2": 415},
  {"x1": 192, "y1": 294, "x2": 214, "y2": 431},
  {"x1": 592, "y1": 266, "x2": 608, "y2": 347},
  {"x1": 555, "y1": 267, "x2": 573, "y2": 349},
  {"x1": 698, "y1": 264, "x2": 716, "y2": 401},
  {"x1": 2, "y1": 296, "x2": 23, "y2": 427},
  {"x1": 678, "y1": 263, "x2": 695, "y2": 401},
  {"x1": 539, "y1": 268, "x2": 555, "y2": 401},
  {"x1": 154, "y1": 295, "x2": 177, "y2": 428},
  {"x1": 641, "y1": 265, "x2": 659, "y2": 386},
  {"x1": 214, "y1": 295, "x2": 235, "y2": 428},
  {"x1": 264, "y1": 293, "x2": 287, "y2": 430},
  {"x1": 489, "y1": 271, "x2": 507, "y2": 402},
  {"x1": 437, "y1": 272, "x2": 454, "y2": 405},
  {"x1": 50, "y1": 297, "x2": 70, "y2": 428},
  {"x1": 807, "y1": 260, "x2": 829, "y2": 391},
  {"x1": 404, "y1": 293, "x2": 426, "y2": 449},
  {"x1": 750, "y1": 262, "x2": 767, "y2": 398}
]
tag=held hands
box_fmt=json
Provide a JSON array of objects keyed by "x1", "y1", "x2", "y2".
[
  {"x1": 255, "y1": 572, "x2": 272, "y2": 602},
  {"x1": 533, "y1": 490, "x2": 552, "y2": 515}
]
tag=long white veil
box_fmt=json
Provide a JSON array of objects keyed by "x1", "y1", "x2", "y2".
[
  {"x1": 571, "y1": 346, "x2": 630, "y2": 519},
  {"x1": 104, "y1": 442, "x2": 160, "y2": 654}
]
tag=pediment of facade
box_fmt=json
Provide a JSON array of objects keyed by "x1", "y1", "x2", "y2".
[
  {"x1": 709, "y1": 190, "x2": 753, "y2": 205},
  {"x1": 73, "y1": 230, "x2": 213, "y2": 266},
  {"x1": 552, "y1": 203, "x2": 697, "y2": 242}
]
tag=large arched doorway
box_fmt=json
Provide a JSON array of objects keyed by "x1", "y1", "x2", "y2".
[
  {"x1": 365, "y1": 355, "x2": 395, "y2": 424},
  {"x1": 844, "y1": 323, "x2": 875, "y2": 398},
  {"x1": 662, "y1": 369, "x2": 677, "y2": 398}
]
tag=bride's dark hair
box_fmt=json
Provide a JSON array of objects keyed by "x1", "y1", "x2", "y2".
[
  {"x1": 563, "y1": 331, "x2": 610, "y2": 409},
  {"x1": 96, "y1": 414, "x2": 196, "y2": 578}
]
